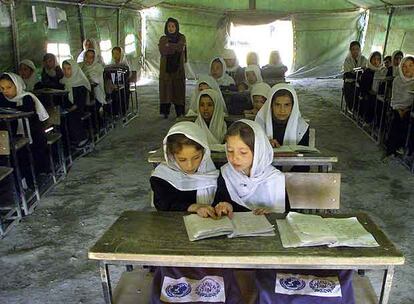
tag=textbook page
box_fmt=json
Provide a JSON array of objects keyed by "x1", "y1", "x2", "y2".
[
  {"x1": 228, "y1": 212, "x2": 275, "y2": 238},
  {"x1": 276, "y1": 219, "x2": 304, "y2": 248},
  {"x1": 183, "y1": 214, "x2": 233, "y2": 241}
]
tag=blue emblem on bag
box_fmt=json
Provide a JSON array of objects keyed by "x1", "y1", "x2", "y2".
[
  {"x1": 309, "y1": 279, "x2": 336, "y2": 293},
  {"x1": 165, "y1": 282, "x2": 192, "y2": 298},
  {"x1": 195, "y1": 278, "x2": 221, "y2": 297},
  {"x1": 280, "y1": 277, "x2": 306, "y2": 290}
]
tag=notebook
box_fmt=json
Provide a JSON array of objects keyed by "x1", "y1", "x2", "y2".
[{"x1": 184, "y1": 212, "x2": 275, "y2": 241}]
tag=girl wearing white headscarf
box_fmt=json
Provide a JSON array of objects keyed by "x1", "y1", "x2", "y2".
[
  {"x1": 244, "y1": 64, "x2": 263, "y2": 89},
  {"x1": 61, "y1": 59, "x2": 91, "y2": 104},
  {"x1": 194, "y1": 89, "x2": 227, "y2": 145},
  {"x1": 40, "y1": 53, "x2": 64, "y2": 90},
  {"x1": 209, "y1": 57, "x2": 235, "y2": 86},
  {"x1": 213, "y1": 119, "x2": 285, "y2": 214},
  {"x1": 187, "y1": 75, "x2": 227, "y2": 115},
  {"x1": 385, "y1": 56, "x2": 414, "y2": 157},
  {"x1": 244, "y1": 82, "x2": 271, "y2": 115},
  {"x1": 18, "y1": 60, "x2": 40, "y2": 92},
  {"x1": 110, "y1": 46, "x2": 131, "y2": 69},
  {"x1": 0, "y1": 72, "x2": 50, "y2": 173},
  {"x1": 222, "y1": 49, "x2": 245, "y2": 85},
  {"x1": 387, "y1": 50, "x2": 404, "y2": 78},
  {"x1": 150, "y1": 121, "x2": 219, "y2": 215},
  {"x1": 262, "y1": 51, "x2": 288, "y2": 83},
  {"x1": 77, "y1": 38, "x2": 103, "y2": 64},
  {"x1": 255, "y1": 83, "x2": 309, "y2": 147},
  {"x1": 80, "y1": 49, "x2": 107, "y2": 105}
]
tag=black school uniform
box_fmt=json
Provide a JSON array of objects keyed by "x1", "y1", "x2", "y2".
[
  {"x1": 62, "y1": 86, "x2": 88, "y2": 145},
  {"x1": 359, "y1": 68, "x2": 376, "y2": 123},
  {"x1": 37, "y1": 67, "x2": 65, "y2": 90}
]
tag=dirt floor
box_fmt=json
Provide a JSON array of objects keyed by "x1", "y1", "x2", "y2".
[{"x1": 0, "y1": 78, "x2": 412, "y2": 304}]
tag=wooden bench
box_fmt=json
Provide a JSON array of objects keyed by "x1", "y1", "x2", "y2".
[{"x1": 0, "y1": 166, "x2": 21, "y2": 237}]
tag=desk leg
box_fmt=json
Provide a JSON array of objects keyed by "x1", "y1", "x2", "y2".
[
  {"x1": 379, "y1": 266, "x2": 394, "y2": 304},
  {"x1": 99, "y1": 261, "x2": 113, "y2": 304}
]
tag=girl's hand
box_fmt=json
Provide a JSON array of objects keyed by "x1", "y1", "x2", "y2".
[
  {"x1": 214, "y1": 202, "x2": 233, "y2": 219},
  {"x1": 269, "y1": 139, "x2": 281, "y2": 148},
  {"x1": 188, "y1": 204, "x2": 218, "y2": 219},
  {"x1": 253, "y1": 208, "x2": 271, "y2": 215}
]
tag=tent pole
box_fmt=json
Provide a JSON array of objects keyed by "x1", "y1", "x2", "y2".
[
  {"x1": 10, "y1": 0, "x2": 20, "y2": 71},
  {"x1": 117, "y1": 9, "x2": 121, "y2": 46},
  {"x1": 383, "y1": 6, "x2": 394, "y2": 55},
  {"x1": 78, "y1": 4, "x2": 86, "y2": 45}
]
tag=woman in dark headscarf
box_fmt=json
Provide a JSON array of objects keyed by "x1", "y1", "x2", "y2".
[{"x1": 158, "y1": 17, "x2": 187, "y2": 118}]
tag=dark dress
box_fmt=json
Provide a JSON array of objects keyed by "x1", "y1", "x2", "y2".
[
  {"x1": 62, "y1": 86, "x2": 88, "y2": 145},
  {"x1": 359, "y1": 68, "x2": 376, "y2": 123},
  {"x1": 226, "y1": 66, "x2": 245, "y2": 85},
  {"x1": 36, "y1": 67, "x2": 65, "y2": 90},
  {"x1": 272, "y1": 119, "x2": 310, "y2": 146}
]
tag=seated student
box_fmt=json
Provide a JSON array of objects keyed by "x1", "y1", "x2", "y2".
[
  {"x1": 246, "y1": 51, "x2": 260, "y2": 67},
  {"x1": 222, "y1": 49, "x2": 245, "y2": 85},
  {"x1": 194, "y1": 89, "x2": 227, "y2": 145},
  {"x1": 384, "y1": 56, "x2": 414, "y2": 158},
  {"x1": 38, "y1": 53, "x2": 64, "y2": 90},
  {"x1": 209, "y1": 57, "x2": 235, "y2": 87},
  {"x1": 77, "y1": 38, "x2": 103, "y2": 64},
  {"x1": 60, "y1": 59, "x2": 90, "y2": 147},
  {"x1": 110, "y1": 46, "x2": 131, "y2": 69},
  {"x1": 244, "y1": 82, "x2": 271, "y2": 116},
  {"x1": 80, "y1": 49, "x2": 107, "y2": 107},
  {"x1": 0, "y1": 73, "x2": 50, "y2": 174},
  {"x1": 384, "y1": 55, "x2": 392, "y2": 69},
  {"x1": 359, "y1": 51, "x2": 387, "y2": 124},
  {"x1": 245, "y1": 64, "x2": 264, "y2": 89},
  {"x1": 261, "y1": 51, "x2": 288, "y2": 83},
  {"x1": 18, "y1": 60, "x2": 40, "y2": 92},
  {"x1": 386, "y1": 50, "x2": 404, "y2": 78},
  {"x1": 255, "y1": 84, "x2": 309, "y2": 148},
  {"x1": 187, "y1": 75, "x2": 227, "y2": 116},
  {"x1": 213, "y1": 119, "x2": 286, "y2": 215},
  {"x1": 343, "y1": 41, "x2": 368, "y2": 111}
]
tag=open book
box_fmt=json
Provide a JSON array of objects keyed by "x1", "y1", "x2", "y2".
[
  {"x1": 276, "y1": 212, "x2": 379, "y2": 248},
  {"x1": 184, "y1": 212, "x2": 275, "y2": 241},
  {"x1": 274, "y1": 145, "x2": 320, "y2": 154}
]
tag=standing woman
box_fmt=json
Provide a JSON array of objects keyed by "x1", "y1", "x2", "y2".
[{"x1": 158, "y1": 17, "x2": 186, "y2": 119}]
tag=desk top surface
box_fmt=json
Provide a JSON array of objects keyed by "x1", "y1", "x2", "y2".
[
  {"x1": 0, "y1": 166, "x2": 13, "y2": 182},
  {"x1": 34, "y1": 88, "x2": 68, "y2": 95},
  {"x1": 0, "y1": 111, "x2": 34, "y2": 120},
  {"x1": 88, "y1": 211, "x2": 404, "y2": 267}
]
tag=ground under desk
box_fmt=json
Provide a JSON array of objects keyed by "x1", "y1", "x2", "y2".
[
  {"x1": 147, "y1": 148, "x2": 338, "y2": 172},
  {"x1": 89, "y1": 211, "x2": 404, "y2": 304}
]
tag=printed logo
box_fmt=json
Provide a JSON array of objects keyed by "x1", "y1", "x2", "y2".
[
  {"x1": 279, "y1": 277, "x2": 306, "y2": 291},
  {"x1": 195, "y1": 278, "x2": 221, "y2": 298},
  {"x1": 165, "y1": 282, "x2": 192, "y2": 298},
  {"x1": 309, "y1": 278, "x2": 337, "y2": 293}
]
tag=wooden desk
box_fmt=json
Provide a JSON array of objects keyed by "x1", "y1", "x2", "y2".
[
  {"x1": 147, "y1": 148, "x2": 338, "y2": 172},
  {"x1": 89, "y1": 211, "x2": 404, "y2": 304}
]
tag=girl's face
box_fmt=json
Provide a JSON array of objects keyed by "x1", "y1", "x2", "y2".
[
  {"x1": 18, "y1": 64, "x2": 33, "y2": 80},
  {"x1": 370, "y1": 55, "x2": 381, "y2": 67},
  {"x1": 393, "y1": 54, "x2": 403, "y2": 67},
  {"x1": 85, "y1": 39, "x2": 93, "y2": 49},
  {"x1": 167, "y1": 22, "x2": 176, "y2": 34},
  {"x1": 112, "y1": 49, "x2": 121, "y2": 62},
  {"x1": 350, "y1": 45, "x2": 360, "y2": 59},
  {"x1": 198, "y1": 82, "x2": 210, "y2": 92},
  {"x1": 173, "y1": 145, "x2": 203, "y2": 174},
  {"x1": 272, "y1": 95, "x2": 293, "y2": 121},
  {"x1": 247, "y1": 53, "x2": 258, "y2": 65},
  {"x1": 85, "y1": 51, "x2": 95, "y2": 65},
  {"x1": 62, "y1": 64, "x2": 72, "y2": 78},
  {"x1": 226, "y1": 135, "x2": 254, "y2": 176},
  {"x1": 0, "y1": 79, "x2": 17, "y2": 99},
  {"x1": 224, "y1": 58, "x2": 236, "y2": 68},
  {"x1": 402, "y1": 59, "x2": 414, "y2": 79},
  {"x1": 211, "y1": 61, "x2": 223, "y2": 79},
  {"x1": 199, "y1": 96, "x2": 214, "y2": 123},
  {"x1": 384, "y1": 58, "x2": 391, "y2": 68},
  {"x1": 246, "y1": 71, "x2": 257, "y2": 85},
  {"x1": 45, "y1": 57, "x2": 56, "y2": 70},
  {"x1": 270, "y1": 52, "x2": 281, "y2": 65},
  {"x1": 253, "y1": 95, "x2": 266, "y2": 111}
]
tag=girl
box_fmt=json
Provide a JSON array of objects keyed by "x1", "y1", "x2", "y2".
[
  {"x1": 194, "y1": 89, "x2": 227, "y2": 145},
  {"x1": 222, "y1": 49, "x2": 245, "y2": 85},
  {"x1": 80, "y1": 49, "x2": 107, "y2": 106},
  {"x1": 213, "y1": 119, "x2": 286, "y2": 216},
  {"x1": 244, "y1": 65, "x2": 263, "y2": 89},
  {"x1": 261, "y1": 51, "x2": 288, "y2": 83},
  {"x1": 158, "y1": 17, "x2": 186, "y2": 118},
  {"x1": 255, "y1": 84, "x2": 309, "y2": 148},
  {"x1": 343, "y1": 41, "x2": 368, "y2": 111},
  {"x1": 40, "y1": 53, "x2": 64, "y2": 90},
  {"x1": 77, "y1": 38, "x2": 103, "y2": 64},
  {"x1": 110, "y1": 46, "x2": 131, "y2": 69},
  {"x1": 0, "y1": 73, "x2": 50, "y2": 174},
  {"x1": 387, "y1": 50, "x2": 404, "y2": 78},
  {"x1": 246, "y1": 51, "x2": 259, "y2": 66},
  {"x1": 150, "y1": 121, "x2": 219, "y2": 217},
  {"x1": 60, "y1": 59, "x2": 90, "y2": 147},
  {"x1": 209, "y1": 57, "x2": 235, "y2": 87},
  {"x1": 187, "y1": 75, "x2": 227, "y2": 115},
  {"x1": 244, "y1": 82, "x2": 271, "y2": 116},
  {"x1": 18, "y1": 60, "x2": 40, "y2": 92},
  {"x1": 385, "y1": 56, "x2": 414, "y2": 157}
]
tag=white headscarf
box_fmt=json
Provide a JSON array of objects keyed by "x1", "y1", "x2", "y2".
[
  {"x1": 151, "y1": 121, "x2": 219, "y2": 205},
  {"x1": 222, "y1": 49, "x2": 239, "y2": 73},
  {"x1": 60, "y1": 59, "x2": 91, "y2": 103},
  {"x1": 367, "y1": 52, "x2": 387, "y2": 94},
  {"x1": 391, "y1": 56, "x2": 414, "y2": 110},
  {"x1": 194, "y1": 89, "x2": 227, "y2": 145},
  {"x1": 77, "y1": 38, "x2": 103, "y2": 64},
  {"x1": 80, "y1": 49, "x2": 107, "y2": 105},
  {"x1": 19, "y1": 60, "x2": 39, "y2": 92},
  {"x1": 221, "y1": 119, "x2": 285, "y2": 212},
  {"x1": 250, "y1": 82, "x2": 271, "y2": 105},
  {"x1": 255, "y1": 83, "x2": 309, "y2": 145},
  {"x1": 188, "y1": 75, "x2": 227, "y2": 115},
  {"x1": 390, "y1": 50, "x2": 404, "y2": 77},
  {"x1": 2, "y1": 73, "x2": 49, "y2": 135},
  {"x1": 209, "y1": 57, "x2": 235, "y2": 86},
  {"x1": 43, "y1": 53, "x2": 59, "y2": 78},
  {"x1": 110, "y1": 46, "x2": 131, "y2": 69},
  {"x1": 245, "y1": 65, "x2": 263, "y2": 88}
]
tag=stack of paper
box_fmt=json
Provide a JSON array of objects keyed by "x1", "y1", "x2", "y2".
[
  {"x1": 184, "y1": 212, "x2": 275, "y2": 241},
  {"x1": 276, "y1": 212, "x2": 379, "y2": 248}
]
